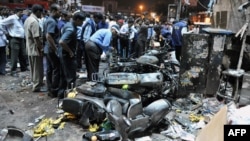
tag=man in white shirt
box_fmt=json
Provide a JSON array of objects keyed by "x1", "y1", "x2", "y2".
[
  {"x1": 0, "y1": 8, "x2": 28, "y2": 76},
  {"x1": 119, "y1": 17, "x2": 137, "y2": 58},
  {"x1": 0, "y1": 24, "x2": 8, "y2": 75}
]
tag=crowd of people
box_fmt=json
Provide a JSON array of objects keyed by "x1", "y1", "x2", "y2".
[{"x1": 0, "y1": 3, "x2": 198, "y2": 99}]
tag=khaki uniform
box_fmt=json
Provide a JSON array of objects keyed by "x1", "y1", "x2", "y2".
[{"x1": 24, "y1": 13, "x2": 44, "y2": 91}]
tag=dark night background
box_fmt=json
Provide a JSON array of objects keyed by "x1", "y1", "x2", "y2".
[
  {"x1": 82, "y1": 0, "x2": 175, "y2": 9},
  {"x1": 82, "y1": 0, "x2": 209, "y2": 13}
]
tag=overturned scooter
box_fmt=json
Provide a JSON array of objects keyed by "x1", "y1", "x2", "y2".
[{"x1": 62, "y1": 83, "x2": 172, "y2": 141}]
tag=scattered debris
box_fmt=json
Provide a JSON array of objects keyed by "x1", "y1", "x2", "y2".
[
  {"x1": 227, "y1": 102, "x2": 250, "y2": 124},
  {"x1": 0, "y1": 126, "x2": 33, "y2": 141},
  {"x1": 34, "y1": 115, "x2": 45, "y2": 123},
  {"x1": 83, "y1": 130, "x2": 121, "y2": 141},
  {"x1": 134, "y1": 136, "x2": 152, "y2": 141},
  {"x1": 0, "y1": 128, "x2": 8, "y2": 141},
  {"x1": 8, "y1": 109, "x2": 14, "y2": 115}
]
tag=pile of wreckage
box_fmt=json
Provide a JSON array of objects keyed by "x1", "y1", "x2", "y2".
[
  {"x1": 1, "y1": 86, "x2": 249, "y2": 141},
  {"x1": 2, "y1": 1, "x2": 250, "y2": 138}
]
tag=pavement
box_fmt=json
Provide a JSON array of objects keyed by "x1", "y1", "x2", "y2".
[{"x1": 0, "y1": 72, "x2": 85, "y2": 141}]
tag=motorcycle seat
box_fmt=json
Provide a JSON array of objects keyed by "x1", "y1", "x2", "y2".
[
  {"x1": 107, "y1": 97, "x2": 143, "y2": 119},
  {"x1": 76, "y1": 83, "x2": 106, "y2": 97},
  {"x1": 126, "y1": 98, "x2": 143, "y2": 119}
]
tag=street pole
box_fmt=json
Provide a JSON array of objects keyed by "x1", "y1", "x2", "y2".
[
  {"x1": 75, "y1": 0, "x2": 77, "y2": 10},
  {"x1": 176, "y1": 0, "x2": 181, "y2": 21}
]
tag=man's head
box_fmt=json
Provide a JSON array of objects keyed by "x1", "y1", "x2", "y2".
[
  {"x1": 31, "y1": 4, "x2": 43, "y2": 18},
  {"x1": 127, "y1": 17, "x2": 134, "y2": 27},
  {"x1": 93, "y1": 13, "x2": 103, "y2": 24},
  {"x1": 117, "y1": 19, "x2": 124, "y2": 27},
  {"x1": 15, "y1": 8, "x2": 25, "y2": 18},
  {"x1": 50, "y1": 3, "x2": 61, "y2": 19},
  {"x1": 61, "y1": 10, "x2": 71, "y2": 22},
  {"x1": 111, "y1": 24, "x2": 120, "y2": 37},
  {"x1": 72, "y1": 12, "x2": 86, "y2": 26}
]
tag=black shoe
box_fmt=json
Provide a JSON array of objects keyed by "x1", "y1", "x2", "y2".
[
  {"x1": 21, "y1": 68, "x2": 30, "y2": 72},
  {"x1": 58, "y1": 92, "x2": 65, "y2": 99},
  {"x1": 48, "y1": 91, "x2": 57, "y2": 98},
  {"x1": 10, "y1": 72, "x2": 18, "y2": 77},
  {"x1": 0, "y1": 72, "x2": 6, "y2": 75}
]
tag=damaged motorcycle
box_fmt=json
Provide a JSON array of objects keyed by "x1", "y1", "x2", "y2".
[
  {"x1": 106, "y1": 40, "x2": 180, "y2": 75},
  {"x1": 62, "y1": 83, "x2": 172, "y2": 141}
]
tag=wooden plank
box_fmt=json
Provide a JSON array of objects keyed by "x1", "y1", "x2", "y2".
[{"x1": 195, "y1": 106, "x2": 228, "y2": 141}]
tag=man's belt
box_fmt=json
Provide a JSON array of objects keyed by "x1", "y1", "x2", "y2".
[{"x1": 11, "y1": 37, "x2": 24, "y2": 40}]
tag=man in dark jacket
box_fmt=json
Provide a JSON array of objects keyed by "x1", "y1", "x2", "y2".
[
  {"x1": 44, "y1": 3, "x2": 61, "y2": 97},
  {"x1": 58, "y1": 12, "x2": 85, "y2": 98},
  {"x1": 171, "y1": 19, "x2": 188, "y2": 61}
]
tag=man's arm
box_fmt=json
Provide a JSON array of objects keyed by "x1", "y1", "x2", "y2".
[
  {"x1": 59, "y1": 29, "x2": 74, "y2": 58},
  {"x1": 31, "y1": 21, "x2": 43, "y2": 56},
  {"x1": 119, "y1": 25, "x2": 127, "y2": 35},
  {"x1": 46, "y1": 33, "x2": 57, "y2": 52},
  {"x1": 45, "y1": 20, "x2": 58, "y2": 52},
  {"x1": 59, "y1": 39, "x2": 73, "y2": 58},
  {"x1": 83, "y1": 25, "x2": 92, "y2": 42},
  {"x1": 34, "y1": 37, "x2": 43, "y2": 56},
  {"x1": 0, "y1": 16, "x2": 15, "y2": 26},
  {"x1": 98, "y1": 31, "x2": 112, "y2": 49},
  {"x1": 182, "y1": 27, "x2": 194, "y2": 34}
]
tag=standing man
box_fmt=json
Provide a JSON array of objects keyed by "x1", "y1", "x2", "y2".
[
  {"x1": 58, "y1": 12, "x2": 85, "y2": 98},
  {"x1": 44, "y1": 3, "x2": 61, "y2": 97},
  {"x1": 76, "y1": 12, "x2": 96, "y2": 73},
  {"x1": 134, "y1": 18, "x2": 148, "y2": 57},
  {"x1": 171, "y1": 18, "x2": 189, "y2": 61},
  {"x1": 0, "y1": 24, "x2": 8, "y2": 75},
  {"x1": 24, "y1": 4, "x2": 45, "y2": 92},
  {"x1": 84, "y1": 24, "x2": 120, "y2": 81},
  {"x1": 119, "y1": 17, "x2": 137, "y2": 58},
  {"x1": 0, "y1": 8, "x2": 28, "y2": 76}
]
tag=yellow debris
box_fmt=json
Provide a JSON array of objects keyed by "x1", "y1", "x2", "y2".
[
  {"x1": 33, "y1": 118, "x2": 55, "y2": 137},
  {"x1": 33, "y1": 117, "x2": 66, "y2": 138},
  {"x1": 88, "y1": 124, "x2": 99, "y2": 132},
  {"x1": 189, "y1": 113, "x2": 204, "y2": 122},
  {"x1": 52, "y1": 116, "x2": 64, "y2": 128},
  {"x1": 63, "y1": 112, "x2": 77, "y2": 119},
  {"x1": 67, "y1": 88, "x2": 77, "y2": 98},
  {"x1": 58, "y1": 122, "x2": 65, "y2": 129},
  {"x1": 122, "y1": 84, "x2": 129, "y2": 90},
  {"x1": 176, "y1": 109, "x2": 181, "y2": 113}
]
